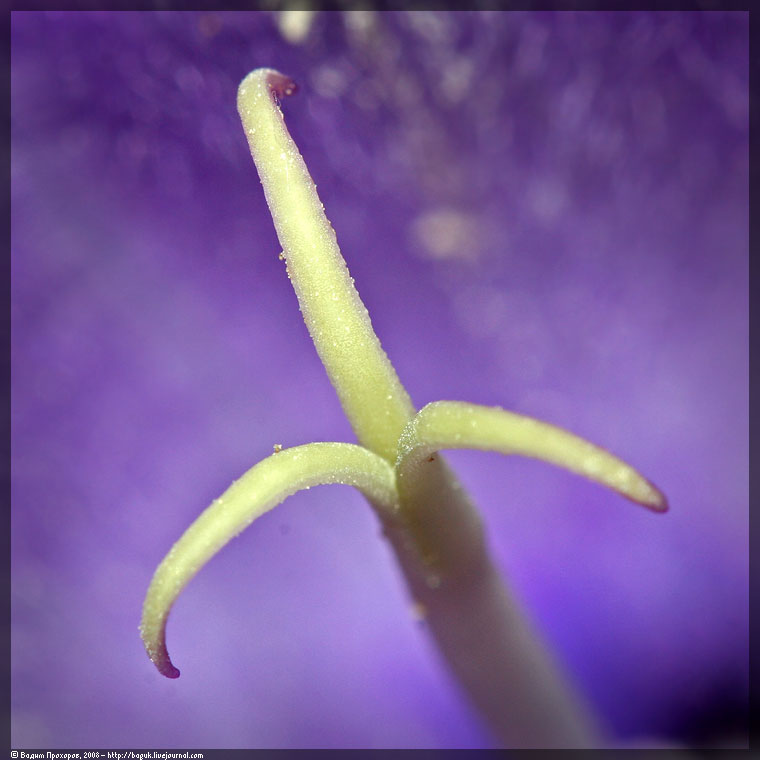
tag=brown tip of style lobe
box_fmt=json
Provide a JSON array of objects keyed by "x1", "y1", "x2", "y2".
[{"x1": 266, "y1": 71, "x2": 298, "y2": 103}]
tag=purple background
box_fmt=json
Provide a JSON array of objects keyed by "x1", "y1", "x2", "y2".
[{"x1": 11, "y1": 10, "x2": 748, "y2": 749}]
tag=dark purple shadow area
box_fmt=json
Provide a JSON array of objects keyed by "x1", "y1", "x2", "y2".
[{"x1": 11, "y1": 10, "x2": 748, "y2": 749}]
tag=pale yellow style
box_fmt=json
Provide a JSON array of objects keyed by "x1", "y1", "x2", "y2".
[{"x1": 140, "y1": 68, "x2": 666, "y2": 749}]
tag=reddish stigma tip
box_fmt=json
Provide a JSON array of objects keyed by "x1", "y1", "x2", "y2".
[
  {"x1": 162, "y1": 663, "x2": 180, "y2": 679},
  {"x1": 266, "y1": 72, "x2": 298, "y2": 103}
]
